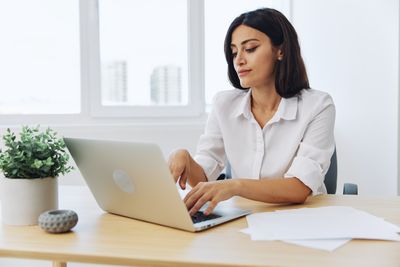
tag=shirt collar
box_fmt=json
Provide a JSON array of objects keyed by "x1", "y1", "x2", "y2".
[
  {"x1": 233, "y1": 89, "x2": 298, "y2": 121},
  {"x1": 233, "y1": 89, "x2": 252, "y2": 119},
  {"x1": 276, "y1": 95, "x2": 298, "y2": 121}
]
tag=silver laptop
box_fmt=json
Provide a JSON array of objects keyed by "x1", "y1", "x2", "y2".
[{"x1": 64, "y1": 137, "x2": 250, "y2": 232}]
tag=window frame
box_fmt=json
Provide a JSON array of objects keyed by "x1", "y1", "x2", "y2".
[
  {"x1": 0, "y1": 0, "x2": 206, "y2": 125},
  {"x1": 85, "y1": 0, "x2": 205, "y2": 118},
  {"x1": 0, "y1": 0, "x2": 291, "y2": 125}
]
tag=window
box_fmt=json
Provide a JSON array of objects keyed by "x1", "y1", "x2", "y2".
[
  {"x1": 98, "y1": 0, "x2": 188, "y2": 106},
  {"x1": 204, "y1": 0, "x2": 290, "y2": 108},
  {"x1": 0, "y1": 0, "x2": 80, "y2": 115},
  {"x1": 0, "y1": 0, "x2": 289, "y2": 121},
  {"x1": 89, "y1": 0, "x2": 204, "y2": 117}
]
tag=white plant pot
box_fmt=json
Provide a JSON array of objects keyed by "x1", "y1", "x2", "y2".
[{"x1": 0, "y1": 176, "x2": 58, "y2": 225}]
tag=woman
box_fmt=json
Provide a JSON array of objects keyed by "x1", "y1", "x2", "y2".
[{"x1": 168, "y1": 8, "x2": 335, "y2": 216}]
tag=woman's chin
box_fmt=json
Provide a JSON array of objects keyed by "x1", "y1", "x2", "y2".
[{"x1": 239, "y1": 81, "x2": 250, "y2": 88}]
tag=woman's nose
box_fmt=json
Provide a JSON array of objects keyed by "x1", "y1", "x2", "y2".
[{"x1": 234, "y1": 51, "x2": 245, "y2": 66}]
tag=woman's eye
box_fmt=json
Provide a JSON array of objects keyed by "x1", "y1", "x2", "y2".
[
  {"x1": 245, "y1": 46, "x2": 258, "y2": 53},
  {"x1": 232, "y1": 52, "x2": 237, "y2": 58}
]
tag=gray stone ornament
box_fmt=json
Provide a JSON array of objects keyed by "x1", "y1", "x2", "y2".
[{"x1": 38, "y1": 209, "x2": 78, "y2": 233}]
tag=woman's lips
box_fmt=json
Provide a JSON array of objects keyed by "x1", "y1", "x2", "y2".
[{"x1": 238, "y1": 70, "x2": 251, "y2": 77}]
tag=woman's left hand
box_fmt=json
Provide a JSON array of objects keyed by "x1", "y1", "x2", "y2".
[{"x1": 183, "y1": 180, "x2": 240, "y2": 216}]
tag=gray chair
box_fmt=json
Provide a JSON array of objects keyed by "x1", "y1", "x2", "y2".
[
  {"x1": 218, "y1": 148, "x2": 358, "y2": 195},
  {"x1": 324, "y1": 149, "x2": 358, "y2": 194}
]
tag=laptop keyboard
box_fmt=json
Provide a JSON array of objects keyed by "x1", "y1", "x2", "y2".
[{"x1": 191, "y1": 211, "x2": 221, "y2": 224}]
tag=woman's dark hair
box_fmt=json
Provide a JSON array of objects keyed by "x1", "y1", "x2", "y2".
[{"x1": 224, "y1": 8, "x2": 309, "y2": 98}]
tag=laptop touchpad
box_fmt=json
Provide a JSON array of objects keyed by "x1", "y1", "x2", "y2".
[{"x1": 112, "y1": 169, "x2": 135, "y2": 193}]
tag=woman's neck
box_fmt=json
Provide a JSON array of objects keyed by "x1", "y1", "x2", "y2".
[{"x1": 250, "y1": 86, "x2": 281, "y2": 113}]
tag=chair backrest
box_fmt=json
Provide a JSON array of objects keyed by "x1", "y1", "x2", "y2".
[
  {"x1": 324, "y1": 148, "x2": 337, "y2": 194},
  {"x1": 220, "y1": 148, "x2": 338, "y2": 194}
]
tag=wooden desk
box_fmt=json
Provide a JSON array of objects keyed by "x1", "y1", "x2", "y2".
[{"x1": 0, "y1": 186, "x2": 399, "y2": 267}]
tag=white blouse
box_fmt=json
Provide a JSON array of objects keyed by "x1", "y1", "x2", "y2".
[{"x1": 194, "y1": 88, "x2": 335, "y2": 195}]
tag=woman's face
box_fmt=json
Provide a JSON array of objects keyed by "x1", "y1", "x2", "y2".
[{"x1": 231, "y1": 25, "x2": 282, "y2": 89}]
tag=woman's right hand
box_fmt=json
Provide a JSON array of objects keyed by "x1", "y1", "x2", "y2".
[{"x1": 168, "y1": 149, "x2": 191, "y2": 190}]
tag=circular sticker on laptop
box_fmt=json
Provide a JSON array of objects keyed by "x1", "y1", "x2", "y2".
[{"x1": 112, "y1": 169, "x2": 135, "y2": 193}]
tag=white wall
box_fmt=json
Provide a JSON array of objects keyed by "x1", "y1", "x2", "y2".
[
  {"x1": 45, "y1": 123, "x2": 205, "y2": 186},
  {"x1": 292, "y1": 0, "x2": 399, "y2": 196},
  {"x1": 0, "y1": 122, "x2": 205, "y2": 183},
  {"x1": 53, "y1": 0, "x2": 400, "y2": 196},
  {"x1": 0, "y1": 1, "x2": 398, "y2": 196}
]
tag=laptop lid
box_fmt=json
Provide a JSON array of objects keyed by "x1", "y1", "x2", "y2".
[{"x1": 64, "y1": 137, "x2": 250, "y2": 232}]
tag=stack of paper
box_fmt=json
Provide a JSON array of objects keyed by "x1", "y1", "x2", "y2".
[{"x1": 241, "y1": 206, "x2": 400, "y2": 251}]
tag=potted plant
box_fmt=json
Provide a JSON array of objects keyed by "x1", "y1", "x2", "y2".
[{"x1": 0, "y1": 126, "x2": 73, "y2": 225}]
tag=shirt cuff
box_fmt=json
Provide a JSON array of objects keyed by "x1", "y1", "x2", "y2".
[
  {"x1": 194, "y1": 155, "x2": 223, "y2": 182},
  {"x1": 284, "y1": 156, "x2": 324, "y2": 195}
]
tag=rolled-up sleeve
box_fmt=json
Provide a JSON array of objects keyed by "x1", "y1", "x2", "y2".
[
  {"x1": 284, "y1": 99, "x2": 335, "y2": 195},
  {"x1": 194, "y1": 97, "x2": 226, "y2": 181}
]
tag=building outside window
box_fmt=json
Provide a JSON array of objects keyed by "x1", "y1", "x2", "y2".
[{"x1": 150, "y1": 65, "x2": 182, "y2": 105}]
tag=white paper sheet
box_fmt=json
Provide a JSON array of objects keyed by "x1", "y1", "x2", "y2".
[
  {"x1": 246, "y1": 206, "x2": 400, "y2": 241},
  {"x1": 240, "y1": 228, "x2": 351, "y2": 252},
  {"x1": 241, "y1": 206, "x2": 400, "y2": 251},
  {"x1": 282, "y1": 238, "x2": 351, "y2": 251}
]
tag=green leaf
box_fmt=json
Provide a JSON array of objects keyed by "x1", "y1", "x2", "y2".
[
  {"x1": 0, "y1": 125, "x2": 73, "y2": 178},
  {"x1": 32, "y1": 159, "x2": 43, "y2": 169}
]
